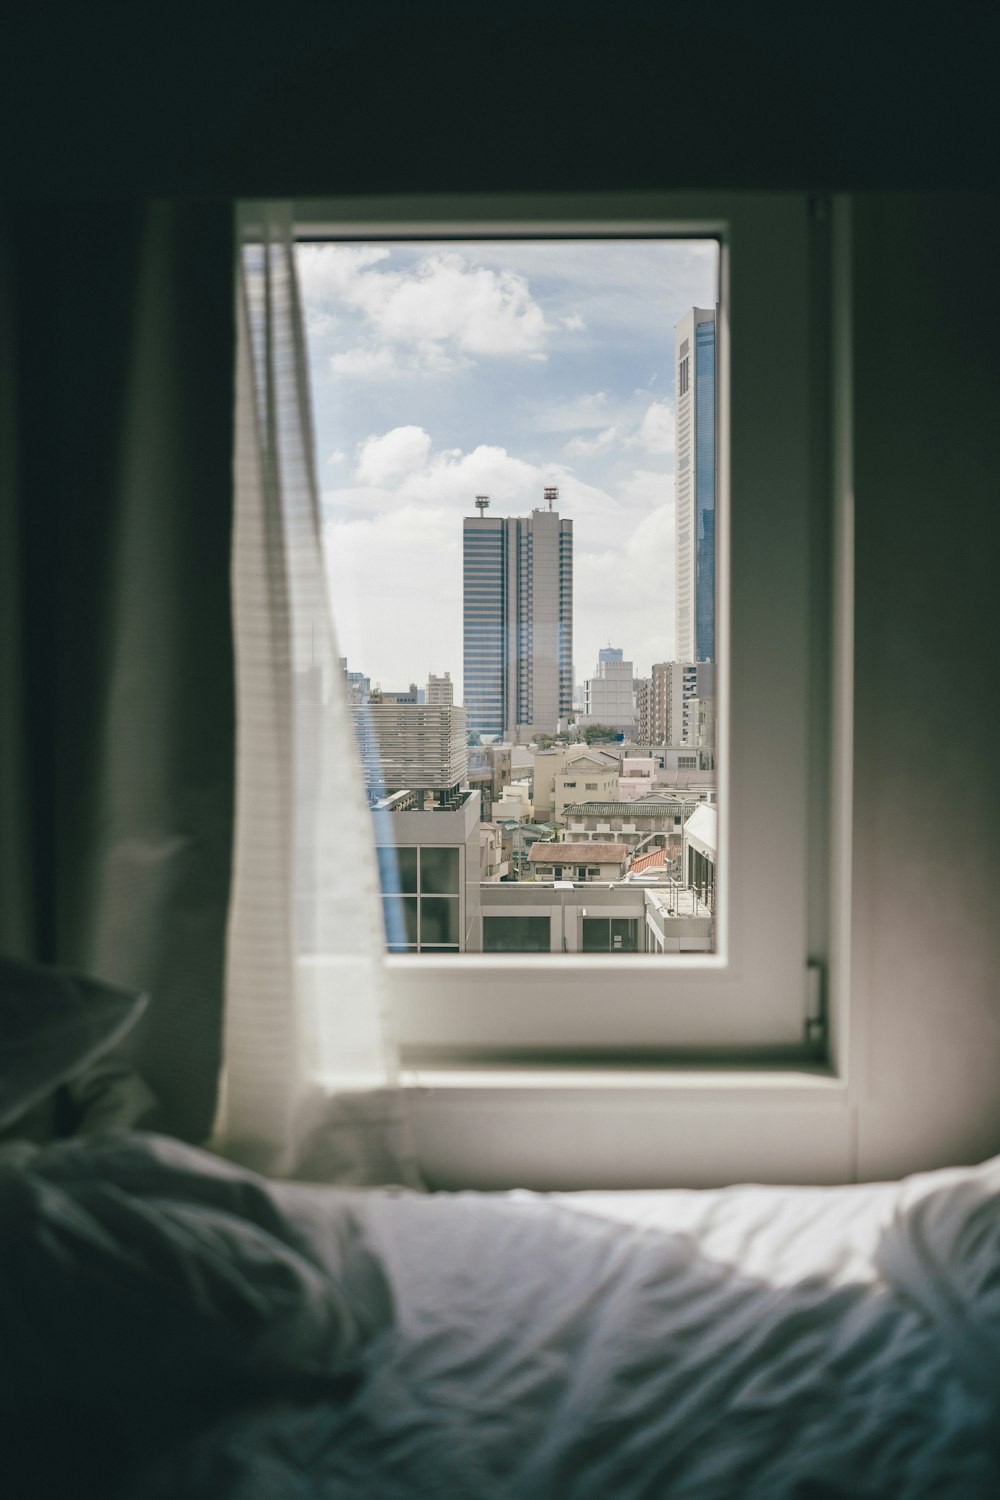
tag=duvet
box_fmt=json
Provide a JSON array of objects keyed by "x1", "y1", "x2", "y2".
[{"x1": 1, "y1": 1131, "x2": 998, "y2": 1498}]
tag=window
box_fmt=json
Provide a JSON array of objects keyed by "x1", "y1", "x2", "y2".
[
  {"x1": 378, "y1": 843, "x2": 462, "y2": 953},
  {"x1": 292, "y1": 193, "x2": 838, "y2": 1066}
]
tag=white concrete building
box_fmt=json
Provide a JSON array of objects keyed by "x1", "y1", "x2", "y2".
[
  {"x1": 426, "y1": 671, "x2": 454, "y2": 705},
  {"x1": 494, "y1": 782, "x2": 534, "y2": 822},
  {"x1": 532, "y1": 744, "x2": 619, "y2": 821},
  {"x1": 553, "y1": 754, "x2": 619, "y2": 821},
  {"x1": 581, "y1": 650, "x2": 636, "y2": 735},
  {"x1": 372, "y1": 789, "x2": 482, "y2": 952},
  {"x1": 619, "y1": 756, "x2": 657, "y2": 800},
  {"x1": 352, "y1": 702, "x2": 467, "y2": 799},
  {"x1": 683, "y1": 801, "x2": 717, "y2": 910}
]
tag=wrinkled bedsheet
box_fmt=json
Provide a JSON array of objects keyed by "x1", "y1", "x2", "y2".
[{"x1": 2, "y1": 1132, "x2": 999, "y2": 1499}]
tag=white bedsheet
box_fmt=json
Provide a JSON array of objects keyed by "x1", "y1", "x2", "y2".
[{"x1": 2, "y1": 1134, "x2": 998, "y2": 1498}]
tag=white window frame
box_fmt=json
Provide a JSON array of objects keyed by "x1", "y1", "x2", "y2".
[{"x1": 292, "y1": 195, "x2": 853, "y2": 1116}]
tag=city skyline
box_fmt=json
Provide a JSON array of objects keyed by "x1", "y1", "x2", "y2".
[{"x1": 298, "y1": 238, "x2": 718, "y2": 701}]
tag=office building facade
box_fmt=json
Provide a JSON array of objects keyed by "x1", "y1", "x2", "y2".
[
  {"x1": 675, "y1": 307, "x2": 717, "y2": 664},
  {"x1": 463, "y1": 495, "x2": 573, "y2": 741},
  {"x1": 582, "y1": 650, "x2": 636, "y2": 735},
  {"x1": 426, "y1": 671, "x2": 454, "y2": 706}
]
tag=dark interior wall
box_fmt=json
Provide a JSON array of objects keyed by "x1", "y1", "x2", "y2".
[
  {"x1": 3, "y1": 4, "x2": 999, "y2": 1171},
  {"x1": 3, "y1": 1, "x2": 999, "y2": 200},
  {"x1": 852, "y1": 194, "x2": 1000, "y2": 1175}
]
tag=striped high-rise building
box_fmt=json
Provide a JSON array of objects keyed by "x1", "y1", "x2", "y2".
[
  {"x1": 675, "y1": 307, "x2": 718, "y2": 664},
  {"x1": 463, "y1": 491, "x2": 573, "y2": 742}
]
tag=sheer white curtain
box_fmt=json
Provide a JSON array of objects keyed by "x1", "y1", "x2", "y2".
[{"x1": 215, "y1": 203, "x2": 421, "y2": 1186}]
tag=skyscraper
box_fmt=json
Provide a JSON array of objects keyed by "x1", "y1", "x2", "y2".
[
  {"x1": 463, "y1": 490, "x2": 573, "y2": 741},
  {"x1": 675, "y1": 307, "x2": 717, "y2": 664}
]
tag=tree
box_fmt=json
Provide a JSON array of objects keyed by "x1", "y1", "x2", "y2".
[
  {"x1": 581, "y1": 723, "x2": 617, "y2": 744},
  {"x1": 467, "y1": 730, "x2": 481, "y2": 746}
]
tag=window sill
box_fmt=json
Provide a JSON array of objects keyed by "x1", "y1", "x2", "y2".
[{"x1": 401, "y1": 1060, "x2": 849, "y2": 1105}]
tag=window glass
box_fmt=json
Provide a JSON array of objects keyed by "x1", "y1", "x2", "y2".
[
  {"x1": 383, "y1": 895, "x2": 419, "y2": 950},
  {"x1": 419, "y1": 846, "x2": 460, "y2": 895},
  {"x1": 298, "y1": 235, "x2": 720, "y2": 963},
  {"x1": 378, "y1": 845, "x2": 419, "y2": 893},
  {"x1": 420, "y1": 896, "x2": 461, "y2": 945},
  {"x1": 483, "y1": 915, "x2": 551, "y2": 952}
]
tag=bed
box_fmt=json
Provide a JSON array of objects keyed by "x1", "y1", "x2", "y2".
[{"x1": 2, "y1": 957, "x2": 999, "y2": 1498}]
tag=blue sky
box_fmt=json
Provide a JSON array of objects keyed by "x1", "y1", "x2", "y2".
[{"x1": 297, "y1": 238, "x2": 718, "y2": 701}]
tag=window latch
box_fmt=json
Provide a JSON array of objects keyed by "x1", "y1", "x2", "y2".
[{"x1": 805, "y1": 959, "x2": 826, "y2": 1048}]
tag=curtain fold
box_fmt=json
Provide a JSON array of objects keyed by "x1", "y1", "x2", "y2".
[
  {"x1": 217, "y1": 204, "x2": 420, "y2": 1187},
  {"x1": 0, "y1": 203, "x2": 236, "y2": 1142}
]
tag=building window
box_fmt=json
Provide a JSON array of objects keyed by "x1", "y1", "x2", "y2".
[
  {"x1": 289, "y1": 192, "x2": 834, "y2": 1063},
  {"x1": 582, "y1": 917, "x2": 639, "y2": 952},
  {"x1": 377, "y1": 844, "x2": 461, "y2": 953},
  {"x1": 484, "y1": 915, "x2": 551, "y2": 952}
]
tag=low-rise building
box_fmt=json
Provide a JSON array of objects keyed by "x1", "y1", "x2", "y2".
[
  {"x1": 553, "y1": 754, "x2": 619, "y2": 821},
  {"x1": 528, "y1": 841, "x2": 630, "y2": 881},
  {"x1": 683, "y1": 801, "x2": 717, "y2": 910},
  {"x1": 619, "y1": 756, "x2": 657, "y2": 800},
  {"x1": 479, "y1": 822, "x2": 510, "y2": 882},
  {"x1": 479, "y1": 880, "x2": 712, "y2": 953},
  {"x1": 373, "y1": 788, "x2": 482, "y2": 952},
  {"x1": 467, "y1": 742, "x2": 512, "y2": 819},
  {"x1": 494, "y1": 782, "x2": 534, "y2": 821},
  {"x1": 532, "y1": 743, "x2": 619, "y2": 820},
  {"x1": 561, "y1": 793, "x2": 701, "y2": 849},
  {"x1": 352, "y1": 702, "x2": 468, "y2": 801}
]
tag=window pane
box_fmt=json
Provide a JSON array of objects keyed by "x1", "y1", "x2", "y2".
[
  {"x1": 419, "y1": 846, "x2": 460, "y2": 894},
  {"x1": 483, "y1": 915, "x2": 551, "y2": 952},
  {"x1": 610, "y1": 918, "x2": 639, "y2": 952},
  {"x1": 383, "y1": 895, "x2": 418, "y2": 950},
  {"x1": 376, "y1": 844, "x2": 418, "y2": 894},
  {"x1": 397, "y1": 847, "x2": 418, "y2": 892},
  {"x1": 299, "y1": 235, "x2": 720, "y2": 962},
  {"x1": 419, "y1": 896, "x2": 460, "y2": 945},
  {"x1": 581, "y1": 918, "x2": 611, "y2": 952}
]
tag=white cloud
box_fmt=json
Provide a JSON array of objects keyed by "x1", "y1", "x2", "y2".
[
  {"x1": 328, "y1": 346, "x2": 399, "y2": 379},
  {"x1": 531, "y1": 390, "x2": 615, "y2": 432},
  {"x1": 321, "y1": 429, "x2": 677, "y2": 694},
  {"x1": 356, "y1": 426, "x2": 433, "y2": 485},
  {"x1": 561, "y1": 313, "x2": 585, "y2": 331},
  {"x1": 564, "y1": 424, "x2": 621, "y2": 458},
  {"x1": 632, "y1": 400, "x2": 676, "y2": 456},
  {"x1": 327, "y1": 449, "x2": 345, "y2": 465},
  {"x1": 300, "y1": 244, "x2": 550, "y2": 369}
]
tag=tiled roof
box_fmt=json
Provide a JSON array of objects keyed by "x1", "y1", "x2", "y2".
[
  {"x1": 529, "y1": 842, "x2": 630, "y2": 864},
  {"x1": 562, "y1": 795, "x2": 697, "y2": 819},
  {"x1": 630, "y1": 848, "x2": 667, "y2": 872}
]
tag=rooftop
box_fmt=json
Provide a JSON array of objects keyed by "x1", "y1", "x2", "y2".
[
  {"x1": 630, "y1": 848, "x2": 667, "y2": 873},
  {"x1": 529, "y1": 842, "x2": 630, "y2": 864},
  {"x1": 562, "y1": 794, "x2": 701, "y2": 819}
]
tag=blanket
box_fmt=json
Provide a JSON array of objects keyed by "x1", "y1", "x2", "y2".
[{"x1": 1, "y1": 1132, "x2": 997, "y2": 1498}]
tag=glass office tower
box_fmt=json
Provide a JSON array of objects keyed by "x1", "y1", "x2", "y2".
[
  {"x1": 463, "y1": 497, "x2": 573, "y2": 742},
  {"x1": 675, "y1": 307, "x2": 717, "y2": 665}
]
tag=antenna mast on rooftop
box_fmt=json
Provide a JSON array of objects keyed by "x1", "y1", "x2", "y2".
[
  {"x1": 475, "y1": 495, "x2": 490, "y2": 518},
  {"x1": 544, "y1": 486, "x2": 559, "y2": 512}
]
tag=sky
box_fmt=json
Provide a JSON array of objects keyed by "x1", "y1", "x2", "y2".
[{"x1": 296, "y1": 238, "x2": 718, "y2": 703}]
